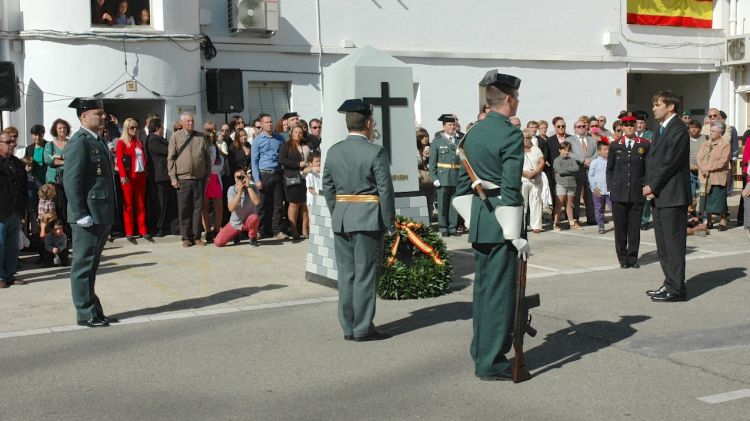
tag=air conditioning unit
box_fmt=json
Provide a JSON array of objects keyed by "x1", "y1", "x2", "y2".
[
  {"x1": 228, "y1": 0, "x2": 279, "y2": 36},
  {"x1": 725, "y1": 35, "x2": 748, "y2": 66}
]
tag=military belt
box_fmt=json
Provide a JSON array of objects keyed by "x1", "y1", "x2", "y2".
[
  {"x1": 336, "y1": 194, "x2": 379, "y2": 203},
  {"x1": 437, "y1": 163, "x2": 461, "y2": 169}
]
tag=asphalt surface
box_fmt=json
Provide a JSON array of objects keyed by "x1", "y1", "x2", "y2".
[{"x1": 1, "y1": 200, "x2": 749, "y2": 420}]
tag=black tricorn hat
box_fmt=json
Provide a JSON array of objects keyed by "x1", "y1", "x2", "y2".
[
  {"x1": 478, "y1": 69, "x2": 521, "y2": 89},
  {"x1": 68, "y1": 97, "x2": 104, "y2": 117},
  {"x1": 437, "y1": 114, "x2": 457, "y2": 123},
  {"x1": 282, "y1": 112, "x2": 298, "y2": 120},
  {"x1": 337, "y1": 99, "x2": 373, "y2": 116},
  {"x1": 634, "y1": 110, "x2": 649, "y2": 121}
]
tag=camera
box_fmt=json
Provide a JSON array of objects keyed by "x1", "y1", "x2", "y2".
[{"x1": 237, "y1": 175, "x2": 246, "y2": 181}]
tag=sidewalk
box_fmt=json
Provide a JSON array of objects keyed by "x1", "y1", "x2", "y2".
[{"x1": 2, "y1": 195, "x2": 748, "y2": 335}]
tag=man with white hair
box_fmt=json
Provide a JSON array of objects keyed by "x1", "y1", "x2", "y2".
[{"x1": 168, "y1": 112, "x2": 211, "y2": 247}]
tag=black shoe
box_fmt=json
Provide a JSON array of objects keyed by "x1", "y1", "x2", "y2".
[
  {"x1": 353, "y1": 330, "x2": 392, "y2": 342},
  {"x1": 620, "y1": 263, "x2": 631, "y2": 269},
  {"x1": 77, "y1": 317, "x2": 110, "y2": 328},
  {"x1": 478, "y1": 367, "x2": 513, "y2": 381},
  {"x1": 155, "y1": 230, "x2": 166, "y2": 238},
  {"x1": 250, "y1": 239, "x2": 259, "y2": 247},
  {"x1": 233, "y1": 237, "x2": 241, "y2": 245},
  {"x1": 651, "y1": 291, "x2": 687, "y2": 302},
  {"x1": 101, "y1": 315, "x2": 120, "y2": 324},
  {"x1": 126, "y1": 236, "x2": 137, "y2": 245},
  {"x1": 640, "y1": 223, "x2": 650, "y2": 231},
  {"x1": 344, "y1": 334, "x2": 353, "y2": 341},
  {"x1": 598, "y1": 226, "x2": 605, "y2": 234},
  {"x1": 645, "y1": 286, "x2": 667, "y2": 297},
  {"x1": 143, "y1": 234, "x2": 154, "y2": 243},
  {"x1": 630, "y1": 263, "x2": 640, "y2": 269},
  {"x1": 441, "y1": 232, "x2": 450, "y2": 238}
]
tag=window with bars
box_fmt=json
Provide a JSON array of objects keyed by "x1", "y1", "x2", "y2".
[{"x1": 247, "y1": 81, "x2": 290, "y2": 122}]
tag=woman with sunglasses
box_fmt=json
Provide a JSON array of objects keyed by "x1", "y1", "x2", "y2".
[{"x1": 116, "y1": 118, "x2": 151, "y2": 244}]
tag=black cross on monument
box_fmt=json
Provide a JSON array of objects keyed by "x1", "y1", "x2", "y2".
[{"x1": 363, "y1": 82, "x2": 408, "y2": 162}]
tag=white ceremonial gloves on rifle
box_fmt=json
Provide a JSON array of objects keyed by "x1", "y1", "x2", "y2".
[
  {"x1": 433, "y1": 179, "x2": 441, "y2": 188},
  {"x1": 496, "y1": 206, "x2": 530, "y2": 260},
  {"x1": 76, "y1": 215, "x2": 93, "y2": 228}
]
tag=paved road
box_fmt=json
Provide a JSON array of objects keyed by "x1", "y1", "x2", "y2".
[{"x1": 1, "y1": 204, "x2": 749, "y2": 420}]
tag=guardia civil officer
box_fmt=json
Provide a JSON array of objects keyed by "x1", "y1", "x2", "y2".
[
  {"x1": 63, "y1": 98, "x2": 118, "y2": 327},
  {"x1": 429, "y1": 114, "x2": 462, "y2": 237},
  {"x1": 322, "y1": 99, "x2": 396, "y2": 342},
  {"x1": 606, "y1": 112, "x2": 649, "y2": 269},
  {"x1": 455, "y1": 70, "x2": 528, "y2": 380}
]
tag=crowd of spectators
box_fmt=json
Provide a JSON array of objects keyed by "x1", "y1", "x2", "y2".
[
  {"x1": 416, "y1": 109, "x2": 750, "y2": 237},
  {"x1": 2, "y1": 109, "x2": 323, "y2": 285}
]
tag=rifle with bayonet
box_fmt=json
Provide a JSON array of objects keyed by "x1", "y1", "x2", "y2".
[{"x1": 512, "y1": 256, "x2": 540, "y2": 382}]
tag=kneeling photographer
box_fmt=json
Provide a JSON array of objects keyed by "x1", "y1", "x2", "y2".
[{"x1": 213, "y1": 168, "x2": 262, "y2": 247}]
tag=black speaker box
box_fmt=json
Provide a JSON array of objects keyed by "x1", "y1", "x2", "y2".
[
  {"x1": 206, "y1": 68, "x2": 244, "y2": 114},
  {"x1": 0, "y1": 62, "x2": 20, "y2": 112}
]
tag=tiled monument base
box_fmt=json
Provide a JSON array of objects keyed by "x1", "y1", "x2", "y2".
[{"x1": 305, "y1": 193, "x2": 430, "y2": 289}]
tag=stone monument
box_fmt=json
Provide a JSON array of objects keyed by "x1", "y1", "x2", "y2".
[{"x1": 305, "y1": 45, "x2": 430, "y2": 288}]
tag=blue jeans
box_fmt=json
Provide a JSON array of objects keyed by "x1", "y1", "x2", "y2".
[{"x1": 0, "y1": 213, "x2": 21, "y2": 282}]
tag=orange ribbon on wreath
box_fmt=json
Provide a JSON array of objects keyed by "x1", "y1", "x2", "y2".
[{"x1": 386, "y1": 221, "x2": 445, "y2": 266}]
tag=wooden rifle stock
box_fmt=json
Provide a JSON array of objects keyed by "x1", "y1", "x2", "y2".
[{"x1": 512, "y1": 256, "x2": 540, "y2": 383}]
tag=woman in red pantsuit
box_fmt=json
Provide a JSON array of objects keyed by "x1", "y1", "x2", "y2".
[{"x1": 116, "y1": 118, "x2": 152, "y2": 244}]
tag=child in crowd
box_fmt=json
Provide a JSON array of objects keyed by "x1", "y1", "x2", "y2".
[
  {"x1": 43, "y1": 220, "x2": 69, "y2": 266},
  {"x1": 306, "y1": 152, "x2": 322, "y2": 208},
  {"x1": 37, "y1": 184, "x2": 57, "y2": 237},
  {"x1": 588, "y1": 142, "x2": 611, "y2": 234},
  {"x1": 138, "y1": 8, "x2": 150, "y2": 25},
  {"x1": 38, "y1": 212, "x2": 57, "y2": 240},
  {"x1": 553, "y1": 142, "x2": 580, "y2": 230},
  {"x1": 687, "y1": 201, "x2": 709, "y2": 236}
]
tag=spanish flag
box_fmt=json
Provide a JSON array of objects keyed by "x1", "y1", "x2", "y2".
[{"x1": 627, "y1": 0, "x2": 713, "y2": 29}]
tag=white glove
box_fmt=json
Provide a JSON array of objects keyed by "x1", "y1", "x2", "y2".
[
  {"x1": 76, "y1": 215, "x2": 93, "y2": 228},
  {"x1": 433, "y1": 179, "x2": 441, "y2": 188},
  {"x1": 512, "y1": 238, "x2": 530, "y2": 261}
]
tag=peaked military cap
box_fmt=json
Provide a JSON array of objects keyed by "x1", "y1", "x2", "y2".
[
  {"x1": 68, "y1": 97, "x2": 104, "y2": 117},
  {"x1": 282, "y1": 112, "x2": 298, "y2": 120},
  {"x1": 634, "y1": 110, "x2": 649, "y2": 121},
  {"x1": 618, "y1": 111, "x2": 637, "y2": 123},
  {"x1": 478, "y1": 69, "x2": 521, "y2": 89},
  {"x1": 437, "y1": 114, "x2": 457, "y2": 123},
  {"x1": 337, "y1": 99, "x2": 373, "y2": 116}
]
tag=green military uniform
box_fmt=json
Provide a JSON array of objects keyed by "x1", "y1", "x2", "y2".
[
  {"x1": 456, "y1": 74, "x2": 524, "y2": 378},
  {"x1": 322, "y1": 100, "x2": 396, "y2": 340},
  {"x1": 429, "y1": 118, "x2": 461, "y2": 235},
  {"x1": 63, "y1": 99, "x2": 116, "y2": 324}
]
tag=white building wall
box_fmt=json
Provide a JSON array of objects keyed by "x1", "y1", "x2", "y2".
[{"x1": 2, "y1": 0, "x2": 742, "y2": 139}]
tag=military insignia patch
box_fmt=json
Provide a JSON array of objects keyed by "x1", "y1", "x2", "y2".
[
  {"x1": 616, "y1": 149, "x2": 623, "y2": 156},
  {"x1": 638, "y1": 147, "x2": 645, "y2": 155}
]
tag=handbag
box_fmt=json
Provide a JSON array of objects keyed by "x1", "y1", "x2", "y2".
[{"x1": 285, "y1": 174, "x2": 303, "y2": 187}]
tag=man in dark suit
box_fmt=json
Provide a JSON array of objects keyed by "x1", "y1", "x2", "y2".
[
  {"x1": 607, "y1": 112, "x2": 649, "y2": 269},
  {"x1": 63, "y1": 98, "x2": 118, "y2": 326},
  {"x1": 643, "y1": 91, "x2": 691, "y2": 302},
  {"x1": 322, "y1": 99, "x2": 396, "y2": 342}
]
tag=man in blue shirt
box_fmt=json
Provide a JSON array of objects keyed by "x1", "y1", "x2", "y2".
[{"x1": 251, "y1": 113, "x2": 286, "y2": 240}]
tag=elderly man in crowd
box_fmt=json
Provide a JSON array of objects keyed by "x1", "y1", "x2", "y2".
[
  {"x1": 168, "y1": 112, "x2": 211, "y2": 247},
  {"x1": 0, "y1": 132, "x2": 28, "y2": 288}
]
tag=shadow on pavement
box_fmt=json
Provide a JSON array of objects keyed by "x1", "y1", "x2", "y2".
[
  {"x1": 99, "y1": 250, "x2": 152, "y2": 262},
  {"x1": 638, "y1": 245, "x2": 698, "y2": 265},
  {"x1": 688, "y1": 267, "x2": 746, "y2": 300},
  {"x1": 109, "y1": 284, "x2": 287, "y2": 319},
  {"x1": 378, "y1": 301, "x2": 473, "y2": 337},
  {"x1": 526, "y1": 315, "x2": 650, "y2": 378}
]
